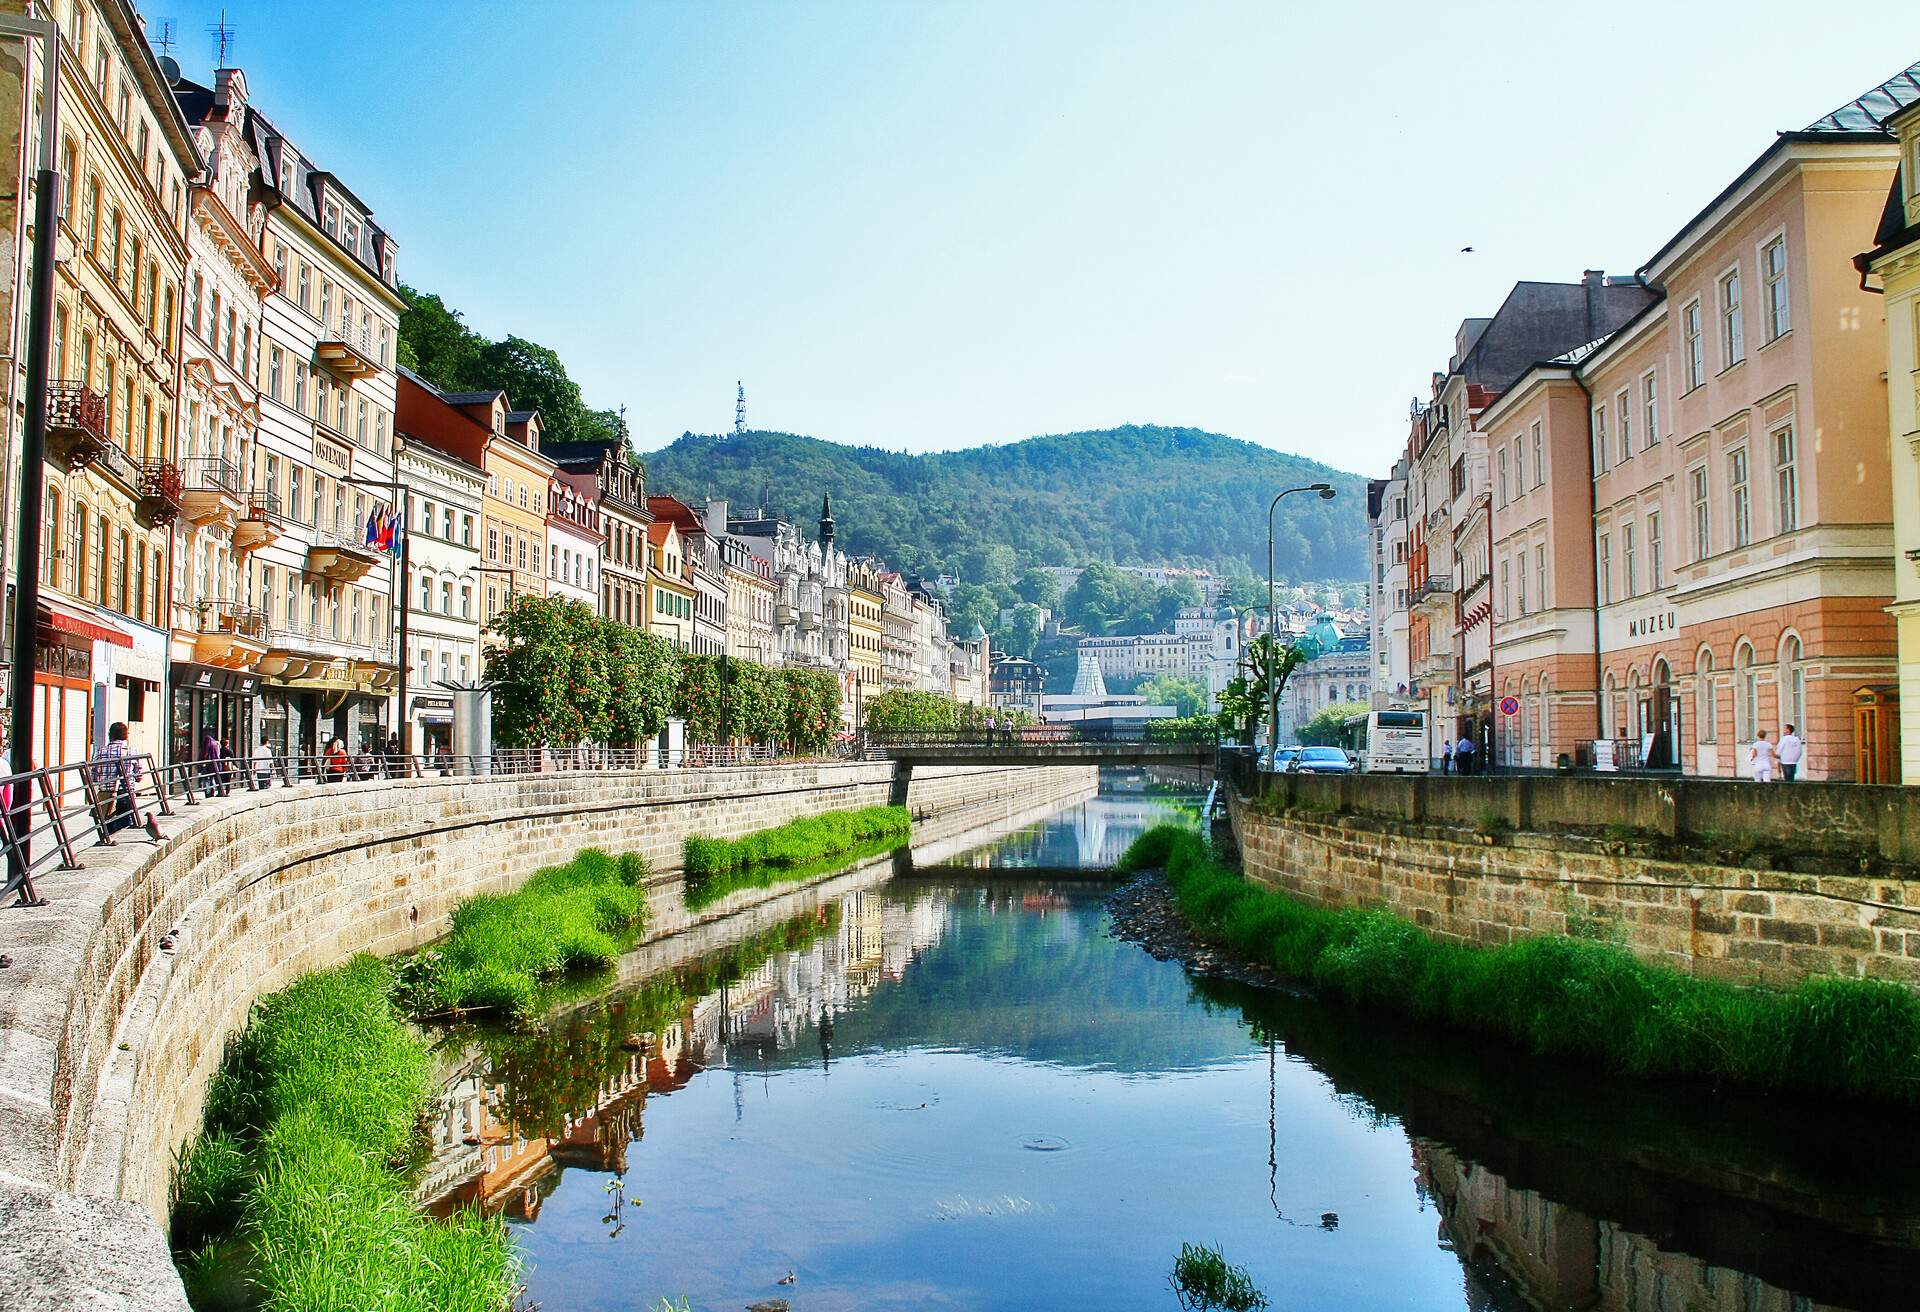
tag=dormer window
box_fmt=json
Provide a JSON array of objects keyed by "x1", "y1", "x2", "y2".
[
  {"x1": 321, "y1": 200, "x2": 339, "y2": 237},
  {"x1": 342, "y1": 217, "x2": 359, "y2": 252},
  {"x1": 493, "y1": 403, "x2": 504, "y2": 433},
  {"x1": 278, "y1": 148, "x2": 296, "y2": 194}
]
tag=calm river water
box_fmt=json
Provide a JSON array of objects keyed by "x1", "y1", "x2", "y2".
[{"x1": 422, "y1": 775, "x2": 1920, "y2": 1311}]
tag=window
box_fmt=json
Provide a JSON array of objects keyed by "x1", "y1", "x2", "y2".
[
  {"x1": 1500, "y1": 559, "x2": 1511, "y2": 618},
  {"x1": 1735, "y1": 642, "x2": 1757, "y2": 742},
  {"x1": 1763, "y1": 237, "x2": 1790, "y2": 340},
  {"x1": 1592, "y1": 406, "x2": 1610, "y2": 474},
  {"x1": 1534, "y1": 545, "x2": 1546, "y2": 610},
  {"x1": 1728, "y1": 446, "x2": 1750, "y2": 548},
  {"x1": 443, "y1": 508, "x2": 454, "y2": 540},
  {"x1": 1512, "y1": 437, "x2": 1524, "y2": 497},
  {"x1": 292, "y1": 361, "x2": 308, "y2": 414},
  {"x1": 419, "y1": 574, "x2": 432, "y2": 611},
  {"x1": 273, "y1": 244, "x2": 287, "y2": 288},
  {"x1": 1642, "y1": 371, "x2": 1659, "y2": 448},
  {"x1": 461, "y1": 514, "x2": 473, "y2": 546},
  {"x1": 1598, "y1": 533, "x2": 1611, "y2": 603},
  {"x1": 297, "y1": 263, "x2": 310, "y2": 311},
  {"x1": 460, "y1": 586, "x2": 472, "y2": 619},
  {"x1": 1516, "y1": 551, "x2": 1528, "y2": 614},
  {"x1": 1690, "y1": 465, "x2": 1710, "y2": 560},
  {"x1": 1648, "y1": 512, "x2": 1663, "y2": 589},
  {"x1": 441, "y1": 580, "x2": 452, "y2": 614},
  {"x1": 1683, "y1": 300, "x2": 1704, "y2": 390},
  {"x1": 84, "y1": 174, "x2": 100, "y2": 256},
  {"x1": 1697, "y1": 649, "x2": 1716, "y2": 743},
  {"x1": 1617, "y1": 390, "x2": 1632, "y2": 463},
  {"x1": 1719, "y1": 268, "x2": 1744, "y2": 367},
  {"x1": 319, "y1": 280, "x2": 332, "y2": 330},
  {"x1": 290, "y1": 467, "x2": 303, "y2": 524},
  {"x1": 488, "y1": 527, "x2": 498, "y2": 561},
  {"x1": 268, "y1": 345, "x2": 283, "y2": 400},
  {"x1": 1497, "y1": 447, "x2": 1508, "y2": 504},
  {"x1": 1622, "y1": 521, "x2": 1636, "y2": 598},
  {"x1": 1772, "y1": 423, "x2": 1798, "y2": 533}
]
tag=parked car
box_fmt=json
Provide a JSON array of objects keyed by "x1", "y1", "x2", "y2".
[
  {"x1": 1287, "y1": 746, "x2": 1355, "y2": 775},
  {"x1": 1264, "y1": 746, "x2": 1300, "y2": 772}
]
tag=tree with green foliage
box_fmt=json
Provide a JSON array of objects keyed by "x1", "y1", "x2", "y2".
[
  {"x1": 1138, "y1": 673, "x2": 1208, "y2": 718},
  {"x1": 1298, "y1": 699, "x2": 1372, "y2": 747},
  {"x1": 395, "y1": 283, "x2": 483, "y2": 388},
  {"x1": 1214, "y1": 635, "x2": 1312, "y2": 745},
  {"x1": 1002, "y1": 603, "x2": 1044, "y2": 660},
  {"x1": 1016, "y1": 568, "x2": 1062, "y2": 610},
  {"x1": 485, "y1": 594, "x2": 604, "y2": 747}
]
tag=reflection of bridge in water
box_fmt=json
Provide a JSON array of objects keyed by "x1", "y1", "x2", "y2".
[{"x1": 909, "y1": 793, "x2": 1192, "y2": 871}]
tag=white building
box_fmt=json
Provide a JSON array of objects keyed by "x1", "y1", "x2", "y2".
[
  {"x1": 397, "y1": 437, "x2": 483, "y2": 754},
  {"x1": 1276, "y1": 635, "x2": 1373, "y2": 745},
  {"x1": 544, "y1": 476, "x2": 601, "y2": 609},
  {"x1": 1367, "y1": 464, "x2": 1412, "y2": 707}
]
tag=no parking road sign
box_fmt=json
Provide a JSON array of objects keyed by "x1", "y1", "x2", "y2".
[{"x1": 1499, "y1": 695, "x2": 1519, "y2": 716}]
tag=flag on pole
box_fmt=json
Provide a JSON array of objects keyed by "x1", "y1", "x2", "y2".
[{"x1": 365, "y1": 509, "x2": 379, "y2": 548}]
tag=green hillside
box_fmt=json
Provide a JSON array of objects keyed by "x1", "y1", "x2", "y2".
[{"x1": 641, "y1": 424, "x2": 1366, "y2": 588}]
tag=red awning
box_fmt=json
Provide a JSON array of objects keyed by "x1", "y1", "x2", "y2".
[{"x1": 38, "y1": 602, "x2": 131, "y2": 648}]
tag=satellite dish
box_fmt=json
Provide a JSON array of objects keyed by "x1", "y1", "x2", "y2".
[{"x1": 159, "y1": 55, "x2": 182, "y2": 86}]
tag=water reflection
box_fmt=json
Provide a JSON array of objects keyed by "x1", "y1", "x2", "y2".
[{"x1": 418, "y1": 784, "x2": 1917, "y2": 1311}]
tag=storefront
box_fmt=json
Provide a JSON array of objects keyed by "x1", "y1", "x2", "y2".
[
  {"x1": 410, "y1": 692, "x2": 454, "y2": 756},
  {"x1": 170, "y1": 664, "x2": 260, "y2": 770}
]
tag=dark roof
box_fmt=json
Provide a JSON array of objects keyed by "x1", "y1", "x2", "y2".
[
  {"x1": 1451, "y1": 279, "x2": 1658, "y2": 395},
  {"x1": 1803, "y1": 61, "x2": 1920, "y2": 132},
  {"x1": 504, "y1": 410, "x2": 538, "y2": 424},
  {"x1": 438, "y1": 390, "x2": 506, "y2": 406}
]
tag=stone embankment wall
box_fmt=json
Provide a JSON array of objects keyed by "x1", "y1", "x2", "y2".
[
  {"x1": 1230, "y1": 775, "x2": 1920, "y2": 990},
  {"x1": 0, "y1": 758, "x2": 1094, "y2": 1282}
]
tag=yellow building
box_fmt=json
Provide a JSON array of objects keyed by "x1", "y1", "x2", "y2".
[
  {"x1": 20, "y1": 1, "x2": 201, "y2": 769},
  {"x1": 846, "y1": 557, "x2": 886, "y2": 722},
  {"x1": 646, "y1": 519, "x2": 696, "y2": 652},
  {"x1": 1863, "y1": 94, "x2": 1920, "y2": 781}
]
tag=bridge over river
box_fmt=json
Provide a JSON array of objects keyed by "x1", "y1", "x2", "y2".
[{"x1": 862, "y1": 726, "x2": 1221, "y2": 770}]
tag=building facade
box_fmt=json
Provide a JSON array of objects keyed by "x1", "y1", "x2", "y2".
[
  {"x1": 846, "y1": 557, "x2": 886, "y2": 722},
  {"x1": 648, "y1": 495, "x2": 724, "y2": 655},
  {"x1": 645, "y1": 517, "x2": 696, "y2": 652},
  {"x1": 1862, "y1": 92, "x2": 1920, "y2": 781},
  {"x1": 545, "y1": 475, "x2": 601, "y2": 609},
  {"x1": 20, "y1": 4, "x2": 199, "y2": 771},
  {"x1": 396, "y1": 436, "x2": 483, "y2": 753},
  {"x1": 547, "y1": 440, "x2": 648, "y2": 631}
]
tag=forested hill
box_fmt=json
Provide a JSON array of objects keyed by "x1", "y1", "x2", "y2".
[{"x1": 641, "y1": 425, "x2": 1366, "y2": 585}]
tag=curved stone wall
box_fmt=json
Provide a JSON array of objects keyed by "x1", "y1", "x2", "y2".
[{"x1": 0, "y1": 759, "x2": 1095, "y2": 1312}]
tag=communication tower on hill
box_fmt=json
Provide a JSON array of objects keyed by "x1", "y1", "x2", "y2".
[{"x1": 734, "y1": 380, "x2": 746, "y2": 437}]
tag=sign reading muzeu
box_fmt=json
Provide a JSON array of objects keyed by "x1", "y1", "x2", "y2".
[{"x1": 1600, "y1": 604, "x2": 1679, "y2": 650}]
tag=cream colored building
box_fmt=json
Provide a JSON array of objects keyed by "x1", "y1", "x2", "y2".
[
  {"x1": 1862, "y1": 91, "x2": 1920, "y2": 781},
  {"x1": 15, "y1": 0, "x2": 200, "y2": 770}
]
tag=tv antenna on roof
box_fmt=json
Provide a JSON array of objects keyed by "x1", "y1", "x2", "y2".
[
  {"x1": 208, "y1": 9, "x2": 235, "y2": 65},
  {"x1": 154, "y1": 18, "x2": 177, "y2": 59}
]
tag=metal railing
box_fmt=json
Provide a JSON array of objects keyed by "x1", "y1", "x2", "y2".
[
  {"x1": 863, "y1": 722, "x2": 1221, "y2": 749},
  {"x1": 183, "y1": 456, "x2": 241, "y2": 494},
  {"x1": 196, "y1": 600, "x2": 268, "y2": 639},
  {"x1": 0, "y1": 741, "x2": 857, "y2": 907}
]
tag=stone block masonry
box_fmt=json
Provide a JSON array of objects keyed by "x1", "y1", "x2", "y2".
[
  {"x1": 1230, "y1": 791, "x2": 1920, "y2": 992},
  {"x1": 0, "y1": 760, "x2": 1094, "y2": 1312}
]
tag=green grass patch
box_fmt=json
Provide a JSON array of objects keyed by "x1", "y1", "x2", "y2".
[
  {"x1": 1123, "y1": 824, "x2": 1920, "y2": 1103},
  {"x1": 682, "y1": 805, "x2": 910, "y2": 907},
  {"x1": 399, "y1": 849, "x2": 652, "y2": 1018},
  {"x1": 1169, "y1": 1241, "x2": 1268, "y2": 1311},
  {"x1": 171, "y1": 954, "x2": 518, "y2": 1311}
]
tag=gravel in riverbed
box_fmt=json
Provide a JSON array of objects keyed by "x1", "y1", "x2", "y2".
[{"x1": 1103, "y1": 872, "x2": 1295, "y2": 992}]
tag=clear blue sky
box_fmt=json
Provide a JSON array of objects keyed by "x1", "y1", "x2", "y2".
[{"x1": 161, "y1": 1, "x2": 1910, "y2": 473}]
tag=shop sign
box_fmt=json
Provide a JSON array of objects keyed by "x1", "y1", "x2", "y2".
[{"x1": 1602, "y1": 604, "x2": 1679, "y2": 650}]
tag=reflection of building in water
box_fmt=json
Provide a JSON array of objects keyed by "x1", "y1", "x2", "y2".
[
  {"x1": 1415, "y1": 1140, "x2": 1845, "y2": 1312},
  {"x1": 949, "y1": 795, "x2": 1193, "y2": 870},
  {"x1": 419, "y1": 890, "x2": 951, "y2": 1216}
]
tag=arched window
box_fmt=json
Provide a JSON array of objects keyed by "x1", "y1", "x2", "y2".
[
  {"x1": 1734, "y1": 641, "x2": 1757, "y2": 742},
  {"x1": 1779, "y1": 632, "x2": 1805, "y2": 732},
  {"x1": 1696, "y1": 648, "x2": 1716, "y2": 743},
  {"x1": 42, "y1": 489, "x2": 59, "y2": 590},
  {"x1": 1602, "y1": 672, "x2": 1617, "y2": 738}
]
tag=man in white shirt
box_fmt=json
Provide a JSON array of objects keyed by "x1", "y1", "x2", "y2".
[
  {"x1": 1749, "y1": 729, "x2": 1777, "y2": 783},
  {"x1": 1776, "y1": 724, "x2": 1804, "y2": 782}
]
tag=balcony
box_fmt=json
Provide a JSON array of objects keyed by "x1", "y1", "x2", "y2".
[
  {"x1": 307, "y1": 528, "x2": 381, "y2": 582},
  {"x1": 259, "y1": 625, "x2": 395, "y2": 683},
  {"x1": 192, "y1": 602, "x2": 269, "y2": 669},
  {"x1": 46, "y1": 382, "x2": 108, "y2": 471},
  {"x1": 314, "y1": 320, "x2": 382, "y2": 380},
  {"x1": 233, "y1": 492, "x2": 289, "y2": 553},
  {"x1": 135, "y1": 460, "x2": 183, "y2": 528},
  {"x1": 775, "y1": 602, "x2": 798, "y2": 627},
  {"x1": 1410, "y1": 575, "x2": 1454, "y2": 611},
  {"x1": 179, "y1": 458, "x2": 243, "y2": 527},
  {"x1": 1413, "y1": 649, "x2": 1455, "y2": 682},
  {"x1": 798, "y1": 606, "x2": 823, "y2": 631}
]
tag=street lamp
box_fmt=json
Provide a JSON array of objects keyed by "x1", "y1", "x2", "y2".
[
  {"x1": 1267, "y1": 483, "x2": 1335, "y2": 765},
  {"x1": 344, "y1": 475, "x2": 411, "y2": 757},
  {"x1": 5, "y1": 15, "x2": 61, "y2": 899}
]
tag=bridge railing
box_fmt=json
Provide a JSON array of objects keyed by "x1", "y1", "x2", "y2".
[{"x1": 862, "y1": 722, "x2": 1222, "y2": 750}]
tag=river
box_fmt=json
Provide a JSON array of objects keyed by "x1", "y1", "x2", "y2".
[{"x1": 420, "y1": 771, "x2": 1920, "y2": 1311}]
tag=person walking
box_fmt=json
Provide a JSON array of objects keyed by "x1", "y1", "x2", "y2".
[
  {"x1": 199, "y1": 727, "x2": 228, "y2": 798},
  {"x1": 1749, "y1": 729, "x2": 1778, "y2": 783},
  {"x1": 1777, "y1": 724, "x2": 1804, "y2": 782},
  {"x1": 1455, "y1": 733, "x2": 1476, "y2": 777},
  {"x1": 1441, "y1": 740, "x2": 1453, "y2": 775},
  {"x1": 252, "y1": 735, "x2": 275, "y2": 791},
  {"x1": 95, "y1": 723, "x2": 161, "y2": 838}
]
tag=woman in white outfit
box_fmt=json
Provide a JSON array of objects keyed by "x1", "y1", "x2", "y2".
[{"x1": 1749, "y1": 729, "x2": 1777, "y2": 782}]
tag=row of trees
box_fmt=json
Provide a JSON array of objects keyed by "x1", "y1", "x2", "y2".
[
  {"x1": 860, "y1": 689, "x2": 1033, "y2": 732},
  {"x1": 484, "y1": 595, "x2": 841, "y2": 751}
]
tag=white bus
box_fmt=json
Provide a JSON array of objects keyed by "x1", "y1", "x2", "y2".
[{"x1": 1342, "y1": 709, "x2": 1428, "y2": 774}]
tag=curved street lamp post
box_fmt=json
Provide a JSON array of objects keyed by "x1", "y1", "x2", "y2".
[{"x1": 1266, "y1": 483, "x2": 1336, "y2": 766}]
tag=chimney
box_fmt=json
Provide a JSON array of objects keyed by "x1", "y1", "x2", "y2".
[{"x1": 1583, "y1": 268, "x2": 1606, "y2": 338}]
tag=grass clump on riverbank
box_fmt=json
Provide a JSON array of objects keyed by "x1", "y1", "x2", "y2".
[
  {"x1": 402, "y1": 848, "x2": 652, "y2": 1017},
  {"x1": 1121, "y1": 824, "x2": 1920, "y2": 1103},
  {"x1": 171, "y1": 955, "x2": 517, "y2": 1311},
  {"x1": 683, "y1": 805, "x2": 910, "y2": 906}
]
